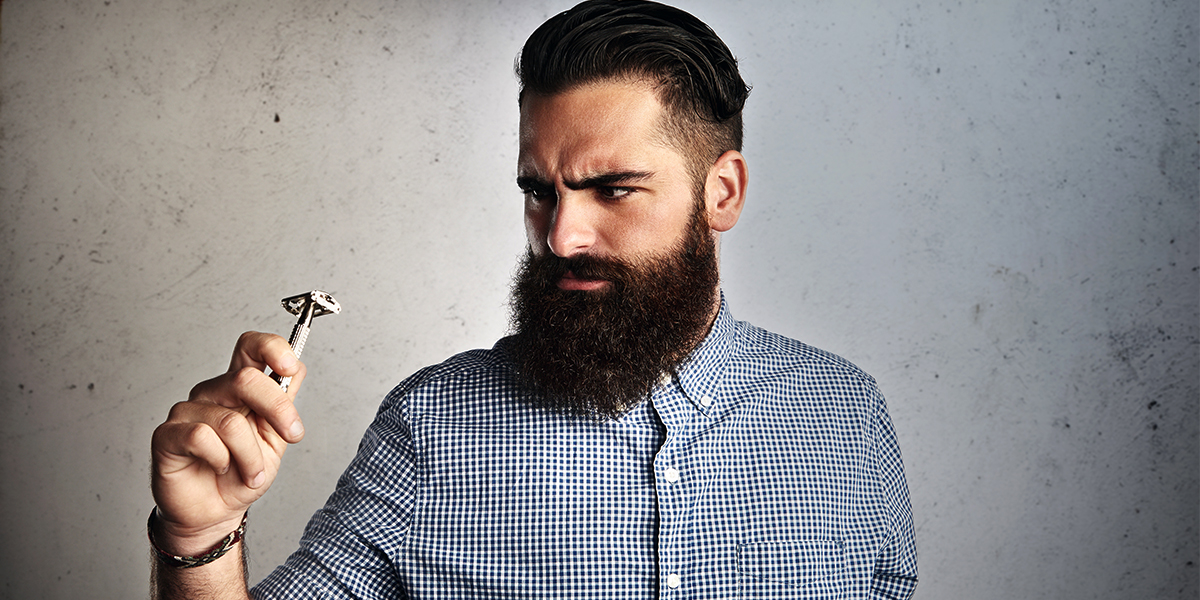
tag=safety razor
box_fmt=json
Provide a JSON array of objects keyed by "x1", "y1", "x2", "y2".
[{"x1": 269, "y1": 290, "x2": 341, "y2": 391}]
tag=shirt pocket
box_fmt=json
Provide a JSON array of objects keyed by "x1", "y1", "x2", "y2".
[{"x1": 736, "y1": 539, "x2": 846, "y2": 598}]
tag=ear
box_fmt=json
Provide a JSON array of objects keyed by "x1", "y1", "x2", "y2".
[{"x1": 703, "y1": 150, "x2": 748, "y2": 232}]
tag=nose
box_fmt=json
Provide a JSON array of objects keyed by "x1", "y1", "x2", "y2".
[{"x1": 546, "y1": 192, "x2": 596, "y2": 258}]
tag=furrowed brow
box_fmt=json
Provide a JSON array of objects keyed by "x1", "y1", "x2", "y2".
[
  {"x1": 564, "y1": 171, "x2": 653, "y2": 191},
  {"x1": 516, "y1": 175, "x2": 551, "y2": 191}
]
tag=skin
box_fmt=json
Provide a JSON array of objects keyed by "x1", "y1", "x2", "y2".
[
  {"x1": 150, "y1": 332, "x2": 305, "y2": 598},
  {"x1": 518, "y1": 79, "x2": 748, "y2": 306},
  {"x1": 148, "y1": 78, "x2": 748, "y2": 599}
]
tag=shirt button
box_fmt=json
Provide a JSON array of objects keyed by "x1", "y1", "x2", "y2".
[
  {"x1": 700, "y1": 395, "x2": 714, "y2": 408},
  {"x1": 664, "y1": 467, "x2": 680, "y2": 484},
  {"x1": 667, "y1": 573, "x2": 681, "y2": 589},
  {"x1": 658, "y1": 372, "x2": 672, "y2": 388}
]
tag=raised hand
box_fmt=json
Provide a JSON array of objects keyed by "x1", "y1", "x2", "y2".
[{"x1": 150, "y1": 331, "x2": 307, "y2": 556}]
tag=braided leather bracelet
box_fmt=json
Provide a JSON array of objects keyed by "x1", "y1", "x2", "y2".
[{"x1": 148, "y1": 508, "x2": 248, "y2": 568}]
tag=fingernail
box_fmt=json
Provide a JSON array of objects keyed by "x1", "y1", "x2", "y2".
[
  {"x1": 289, "y1": 420, "x2": 305, "y2": 439},
  {"x1": 250, "y1": 471, "x2": 266, "y2": 488}
]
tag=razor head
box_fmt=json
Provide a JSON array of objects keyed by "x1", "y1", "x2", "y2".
[{"x1": 281, "y1": 290, "x2": 341, "y2": 317}]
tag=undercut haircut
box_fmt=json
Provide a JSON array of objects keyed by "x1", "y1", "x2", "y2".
[{"x1": 516, "y1": 0, "x2": 751, "y2": 186}]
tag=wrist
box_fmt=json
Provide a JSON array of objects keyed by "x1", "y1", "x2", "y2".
[
  {"x1": 148, "y1": 507, "x2": 248, "y2": 568},
  {"x1": 151, "y1": 507, "x2": 247, "y2": 555}
]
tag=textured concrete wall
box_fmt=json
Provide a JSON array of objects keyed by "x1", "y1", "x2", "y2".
[{"x1": 1, "y1": 1, "x2": 1195, "y2": 598}]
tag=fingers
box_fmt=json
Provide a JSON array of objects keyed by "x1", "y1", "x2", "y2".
[
  {"x1": 189, "y1": 363, "x2": 307, "y2": 445},
  {"x1": 228, "y1": 332, "x2": 307, "y2": 441},
  {"x1": 230, "y1": 331, "x2": 301, "y2": 377},
  {"x1": 150, "y1": 331, "x2": 319, "y2": 547},
  {"x1": 153, "y1": 330, "x2": 309, "y2": 495},
  {"x1": 156, "y1": 401, "x2": 270, "y2": 488}
]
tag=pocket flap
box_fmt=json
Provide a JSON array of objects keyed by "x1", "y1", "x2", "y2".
[{"x1": 736, "y1": 539, "x2": 845, "y2": 587}]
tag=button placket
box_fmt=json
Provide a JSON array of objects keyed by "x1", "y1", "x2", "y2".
[
  {"x1": 656, "y1": 457, "x2": 680, "y2": 518},
  {"x1": 655, "y1": 450, "x2": 681, "y2": 594},
  {"x1": 651, "y1": 376, "x2": 702, "y2": 598}
]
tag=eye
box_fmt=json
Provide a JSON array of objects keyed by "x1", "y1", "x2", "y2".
[
  {"x1": 596, "y1": 186, "x2": 633, "y2": 201},
  {"x1": 521, "y1": 185, "x2": 556, "y2": 203}
]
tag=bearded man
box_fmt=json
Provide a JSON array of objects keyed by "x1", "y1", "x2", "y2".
[{"x1": 149, "y1": 1, "x2": 918, "y2": 598}]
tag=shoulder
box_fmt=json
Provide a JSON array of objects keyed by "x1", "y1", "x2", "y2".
[
  {"x1": 730, "y1": 320, "x2": 878, "y2": 387},
  {"x1": 375, "y1": 339, "x2": 522, "y2": 422},
  {"x1": 720, "y1": 319, "x2": 885, "y2": 420},
  {"x1": 716, "y1": 319, "x2": 894, "y2": 447}
]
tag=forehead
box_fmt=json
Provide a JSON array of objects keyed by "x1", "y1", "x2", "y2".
[{"x1": 517, "y1": 81, "x2": 677, "y2": 177}]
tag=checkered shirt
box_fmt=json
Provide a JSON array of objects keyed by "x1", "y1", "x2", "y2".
[{"x1": 253, "y1": 299, "x2": 918, "y2": 599}]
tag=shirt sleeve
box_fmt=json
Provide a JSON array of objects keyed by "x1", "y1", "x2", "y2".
[
  {"x1": 868, "y1": 389, "x2": 919, "y2": 600},
  {"x1": 252, "y1": 386, "x2": 421, "y2": 599}
]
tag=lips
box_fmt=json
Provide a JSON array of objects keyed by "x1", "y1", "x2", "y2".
[{"x1": 557, "y1": 270, "x2": 609, "y2": 291}]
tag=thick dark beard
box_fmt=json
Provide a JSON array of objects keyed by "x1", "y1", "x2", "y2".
[{"x1": 508, "y1": 204, "x2": 719, "y2": 420}]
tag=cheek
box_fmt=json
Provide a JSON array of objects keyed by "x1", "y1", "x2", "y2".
[
  {"x1": 524, "y1": 204, "x2": 549, "y2": 253},
  {"x1": 620, "y1": 200, "x2": 693, "y2": 254}
]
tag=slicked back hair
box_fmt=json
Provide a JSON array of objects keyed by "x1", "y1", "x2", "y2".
[{"x1": 516, "y1": 0, "x2": 750, "y2": 187}]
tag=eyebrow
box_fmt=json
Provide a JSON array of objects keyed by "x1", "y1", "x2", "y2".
[{"x1": 516, "y1": 171, "x2": 654, "y2": 191}]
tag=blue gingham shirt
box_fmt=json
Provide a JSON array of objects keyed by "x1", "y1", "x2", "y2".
[{"x1": 254, "y1": 299, "x2": 918, "y2": 599}]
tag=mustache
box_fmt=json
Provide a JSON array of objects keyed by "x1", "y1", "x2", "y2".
[{"x1": 531, "y1": 252, "x2": 636, "y2": 285}]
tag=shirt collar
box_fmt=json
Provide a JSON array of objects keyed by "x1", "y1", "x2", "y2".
[{"x1": 656, "y1": 293, "x2": 735, "y2": 420}]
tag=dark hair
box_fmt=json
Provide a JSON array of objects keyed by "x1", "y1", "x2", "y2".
[{"x1": 516, "y1": 0, "x2": 750, "y2": 181}]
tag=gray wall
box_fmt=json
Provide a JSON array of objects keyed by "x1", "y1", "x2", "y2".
[{"x1": 1, "y1": 0, "x2": 1195, "y2": 598}]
